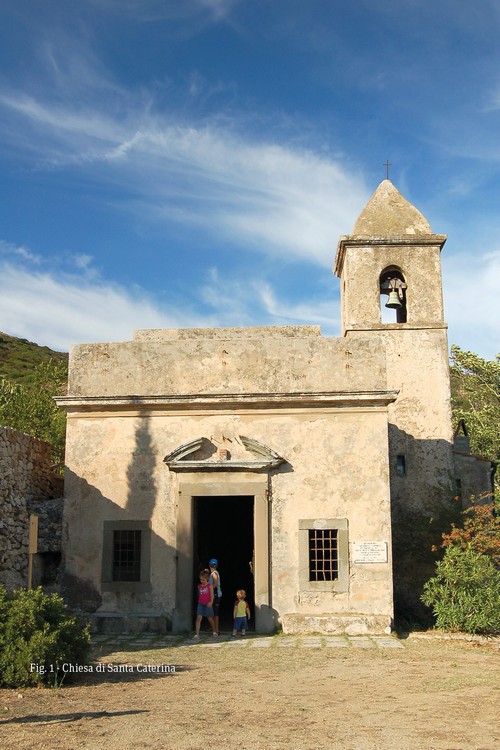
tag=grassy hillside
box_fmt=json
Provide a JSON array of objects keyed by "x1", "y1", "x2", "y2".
[{"x1": 0, "y1": 332, "x2": 68, "y2": 386}]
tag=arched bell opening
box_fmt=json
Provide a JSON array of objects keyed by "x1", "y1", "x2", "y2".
[{"x1": 379, "y1": 267, "x2": 407, "y2": 324}]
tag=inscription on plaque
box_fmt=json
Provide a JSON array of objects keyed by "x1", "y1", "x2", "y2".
[{"x1": 353, "y1": 541, "x2": 388, "y2": 563}]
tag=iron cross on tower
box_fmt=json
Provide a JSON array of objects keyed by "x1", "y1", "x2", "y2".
[{"x1": 384, "y1": 160, "x2": 392, "y2": 180}]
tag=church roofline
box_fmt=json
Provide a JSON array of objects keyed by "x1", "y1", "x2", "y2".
[
  {"x1": 353, "y1": 179, "x2": 433, "y2": 235},
  {"x1": 133, "y1": 325, "x2": 322, "y2": 342}
]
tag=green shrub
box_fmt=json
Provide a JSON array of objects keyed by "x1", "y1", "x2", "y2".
[
  {"x1": 439, "y1": 503, "x2": 500, "y2": 566},
  {"x1": 421, "y1": 545, "x2": 500, "y2": 634},
  {"x1": 0, "y1": 585, "x2": 91, "y2": 687}
]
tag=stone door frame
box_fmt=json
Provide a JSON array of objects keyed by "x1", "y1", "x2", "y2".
[{"x1": 173, "y1": 474, "x2": 272, "y2": 633}]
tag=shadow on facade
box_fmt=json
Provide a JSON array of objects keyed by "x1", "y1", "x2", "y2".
[
  {"x1": 125, "y1": 416, "x2": 156, "y2": 518},
  {"x1": 60, "y1": 416, "x2": 185, "y2": 633},
  {"x1": 388, "y1": 424, "x2": 460, "y2": 622}
]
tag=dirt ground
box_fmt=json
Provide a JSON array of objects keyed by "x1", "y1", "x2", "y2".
[{"x1": 1, "y1": 634, "x2": 498, "y2": 750}]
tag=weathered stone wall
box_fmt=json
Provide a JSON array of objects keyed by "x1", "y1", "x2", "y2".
[
  {"x1": 0, "y1": 426, "x2": 63, "y2": 589},
  {"x1": 62, "y1": 407, "x2": 395, "y2": 628},
  {"x1": 67, "y1": 326, "x2": 387, "y2": 396},
  {"x1": 454, "y1": 451, "x2": 494, "y2": 508}
]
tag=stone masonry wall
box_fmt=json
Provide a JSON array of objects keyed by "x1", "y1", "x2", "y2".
[{"x1": 0, "y1": 426, "x2": 63, "y2": 589}]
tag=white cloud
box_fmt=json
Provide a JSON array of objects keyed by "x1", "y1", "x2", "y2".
[
  {"x1": 1, "y1": 246, "x2": 496, "y2": 362},
  {"x1": 200, "y1": 267, "x2": 340, "y2": 335},
  {"x1": 443, "y1": 250, "x2": 500, "y2": 360},
  {"x1": 0, "y1": 262, "x2": 197, "y2": 351},
  {"x1": 73, "y1": 254, "x2": 94, "y2": 270},
  {"x1": 256, "y1": 282, "x2": 340, "y2": 335},
  {"x1": 196, "y1": 0, "x2": 241, "y2": 20},
  {"x1": 88, "y1": 0, "x2": 241, "y2": 23},
  {"x1": 2, "y1": 12, "x2": 495, "y2": 362},
  {"x1": 0, "y1": 254, "x2": 340, "y2": 352},
  {"x1": 0, "y1": 240, "x2": 42, "y2": 264},
  {"x1": 0, "y1": 87, "x2": 368, "y2": 267}
]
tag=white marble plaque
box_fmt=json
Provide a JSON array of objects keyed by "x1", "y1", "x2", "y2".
[{"x1": 352, "y1": 541, "x2": 388, "y2": 563}]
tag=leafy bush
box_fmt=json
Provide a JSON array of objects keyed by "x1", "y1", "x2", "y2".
[
  {"x1": 421, "y1": 545, "x2": 500, "y2": 634},
  {"x1": 439, "y1": 503, "x2": 500, "y2": 566},
  {"x1": 0, "y1": 585, "x2": 91, "y2": 687}
]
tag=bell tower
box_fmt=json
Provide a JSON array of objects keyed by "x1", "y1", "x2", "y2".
[{"x1": 334, "y1": 179, "x2": 456, "y2": 616}]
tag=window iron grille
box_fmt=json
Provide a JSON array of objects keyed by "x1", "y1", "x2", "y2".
[
  {"x1": 112, "y1": 529, "x2": 141, "y2": 582},
  {"x1": 308, "y1": 528, "x2": 339, "y2": 581}
]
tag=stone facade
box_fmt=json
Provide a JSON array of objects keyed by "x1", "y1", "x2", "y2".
[
  {"x1": 57, "y1": 180, "x2": 482, "y2": 634},
  {"x1": 0, "y1": 426, "x2": 63, "y2": 589},
  {"x1": 59, "y1": 330, "x2": 396, "y2": 634}
]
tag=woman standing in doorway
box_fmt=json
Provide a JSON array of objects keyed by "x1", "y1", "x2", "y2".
[{"x1": 209, "y1": 558, "x2": 222, "y2": 635}]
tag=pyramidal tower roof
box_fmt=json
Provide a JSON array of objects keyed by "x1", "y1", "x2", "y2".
[{"x1": 352, "y1": 179, "x2": 432, "y2": 236}]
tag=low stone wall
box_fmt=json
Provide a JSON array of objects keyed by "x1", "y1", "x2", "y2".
[
  {"x1": 0, "y1": 425, "x2": 63, "y2": 589},
  {"x1": 281, "y1": 613, "x2": 392, "y2": 636}
]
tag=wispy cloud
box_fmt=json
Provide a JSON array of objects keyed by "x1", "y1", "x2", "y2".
[
  {"x1": 0, "y1": 240, "x2": 42, "y2": 264},
  {"x1": 443, "y1": 249, "x2": 500, "y2": 359},
  {"x1": 0, "y1": 262, "x2": 188, "y2": 351},
  {"x1": 196, "y1": 0, "x2": 241, "y2": 21},
  {"x1": 87, "y1": 0, "x2": 241, "y2": 23},
  {"x1": 0, "y1": 250, "x2": 338, "y2": 351},
  {"x1": 0, "y1": 87, "x2": 368, "y2": 266},
  {"x1": 1, "y1": 1, "x2": 497, "y2": 363},
  {"x1": 1, "y1": 240, "x2": 496, "y2": 360},
  {"x1": 257, "y1": 283, "x2": 340, "y2": 335},
  {"x1": 200, "y1": 267, "x2": 339, "y2": 333}
]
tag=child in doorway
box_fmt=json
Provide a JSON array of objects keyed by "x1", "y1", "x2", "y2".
[
  {"x1": 194, "y1": 571, "x2": 217, "y2": 638},
  {"x1": 208, "y1": 558, "x2": 222, "y2": 636},
  {"x1": 231, "y1": 589, "x2": 250, "y2": 637}
]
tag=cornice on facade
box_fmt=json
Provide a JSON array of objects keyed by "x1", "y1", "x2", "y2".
[{"x1": 55, "y1": 389, "x2": 399, "y2": 413}]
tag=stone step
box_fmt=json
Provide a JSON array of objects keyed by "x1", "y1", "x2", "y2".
[
  {"x1": 89, "y1": 612, "x2": 168, "y2": 635},
  {"x1": 91, "y1": 632, "x2": 405, "y2": 649}
]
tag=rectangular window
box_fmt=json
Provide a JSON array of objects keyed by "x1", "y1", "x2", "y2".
[
  {"x1": 112, "y1": 529, "x2": 141, "y2": 582},
  {"x1": 308, "y1": 528, "x2": 338, "y2": 581},
  {"x1": 299, "y1": 519, "x2": 348, "y2": 592},
  {"x1": 396, "y1": 454, "x2": 406, "y2": 476},
  {"x1": 102, "y1": 520, "x2": 151, "y2": 592}
]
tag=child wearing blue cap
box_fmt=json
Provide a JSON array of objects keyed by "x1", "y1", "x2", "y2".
[{"x1": 208, "y1": 558, "x2": 222, "y2": 635}]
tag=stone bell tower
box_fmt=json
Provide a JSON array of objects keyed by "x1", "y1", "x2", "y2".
[{"x1": 334, "y1": 179, "x2": 456, "y2": 616}]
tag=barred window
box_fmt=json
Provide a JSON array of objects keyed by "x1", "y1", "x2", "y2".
[
  {"x1": 308, "y1": 528, "x2": 338, "y2": 581},
  {"x1": 102, "y1": 520, "x2": 151, "y2": 592},
  {"x1": 299, "y1": 519, "x2": 348, "y2": 592},
  {"x1": 112, "y1": 529, "x2": 141, "y2": 582}
]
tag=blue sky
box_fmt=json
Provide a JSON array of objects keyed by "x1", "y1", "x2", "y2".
[{"x1": 0, "y1": 0, "x2": 498, "y2": 359}]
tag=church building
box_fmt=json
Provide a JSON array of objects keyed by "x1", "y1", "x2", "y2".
[{"x1": 57, "y1": 180, "x2": 464, "y2": 634}]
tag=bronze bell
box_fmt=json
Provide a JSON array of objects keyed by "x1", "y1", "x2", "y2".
[{"x1": 385, "y1": 290, "x2": 402, "y2": 309}]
